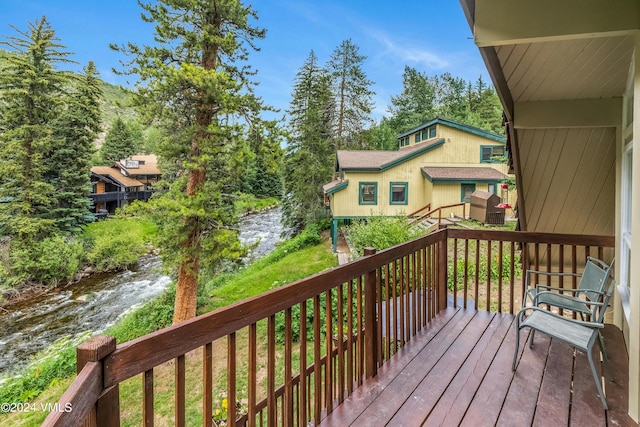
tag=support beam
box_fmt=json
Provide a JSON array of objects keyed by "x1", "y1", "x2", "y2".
[
  {"x1": 514, "y1": 99, "x2": 623, "y2": 129},
  {"x1": 474, "y1": 0, "x2": 640, "y2": 47}
]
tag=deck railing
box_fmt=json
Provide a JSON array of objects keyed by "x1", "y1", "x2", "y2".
[{"x1": 42, "y1": 228, "x2": 614, "y2": 427}]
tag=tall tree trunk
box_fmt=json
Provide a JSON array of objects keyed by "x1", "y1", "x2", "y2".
[
  {"x1": 172, "y1": 9, "x2": 219, "y2": 323},
  {"x1": 173, "y1": 161, "x2": 205, "y2": 322}
]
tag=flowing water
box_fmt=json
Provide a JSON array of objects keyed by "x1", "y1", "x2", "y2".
[
  {"x1": 0, "y1": 207, "x2": 283, "y2": 377},
  {"x1": 238, "y1": 206, "x2": 283, "y2": 262}
]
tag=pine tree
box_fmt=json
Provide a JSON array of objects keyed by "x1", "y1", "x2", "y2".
[
  {"x1": 283, "y1": 51, "x2": 335, "y2": 233},
  {"x1": 381, "y1": 69, "x2": 504, "y2": 142},
  {"x1": 326, "y1": 39, "x2": 375, "y2": 149},
  {"x1": 242, "y1": 121, "x2": 284, "y2": 198},
  {"x1": 100, "y1": 117, "x2": 136, "y2": 164},
  {"x1": 113, "y1": 0, "x2": 269, "y2": 322},
  {"x1": 434, "y1": 73, "x2": 467, "y2": 122},
  {"x1": 44, "y1": 61, "x2": 103, "y2": 233},
  {"x1": 387, "y1": 66, "x2": 437, "y2": 133},
  {"x1": 0, "y1": 17, "x2": 71, "y2": 241}
]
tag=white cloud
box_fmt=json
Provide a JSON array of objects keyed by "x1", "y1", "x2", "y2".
[{"x1": 366, "y1": 28, "x2": 450, "y2": 70}]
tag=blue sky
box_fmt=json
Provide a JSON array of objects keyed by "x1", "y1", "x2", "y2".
[{"x1": 0, "y1": 0, "x2": 488, "y2": 121}]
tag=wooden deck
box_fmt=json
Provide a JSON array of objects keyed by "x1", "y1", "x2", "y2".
[{"x1": 320, "y1": 308, "x2": 637, "y2": 427}]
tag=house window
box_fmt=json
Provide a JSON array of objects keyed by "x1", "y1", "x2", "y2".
[
  {"x1": 421, "y1": 130, "x2": 428, "y2": 140},
  {"x1": 390, "y1": 182, "x2": 408, "y2": 205},
  {"x1": 481, "y1": 146, "x2": 505, "y2": 163},
  {"x1": 414, "y1": 133, "x2": 420, "y2": 143},
  {"x1": 359, "y1": 182, "x2": 377, "y2": 205},
  {"x1": 461, "y1": 183, "x2": 476, "y2": 203},
  {"x1": 429, "y1": 125, "x2": 436, "y2": 138}
]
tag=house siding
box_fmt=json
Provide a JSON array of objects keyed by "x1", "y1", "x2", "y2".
[{"x1": 329, "y1": 121, "x2": 512, "y2": 219}]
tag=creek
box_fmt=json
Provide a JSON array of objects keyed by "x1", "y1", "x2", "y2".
[{"x1": 0, "y1": 207, "x2": 283, "y2": 377}]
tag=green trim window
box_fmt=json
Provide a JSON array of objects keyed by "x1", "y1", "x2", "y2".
[
  {"x1": 414, "y1": 133, "x2": 420, "y2": 143},
  {"x1": 390, "y1": 182, "x2": 408, "y2": 205},
  {"x1": 428, "y1": 125, "x2": 436, "y2": 138},
  {"x1": 359, "y1": 182, "x2": 377, "y2": 205},
  {"x1": 481, "y1": 145, "x2": 505, "y2": 163},
  {"x1": 461, "y1": 183, "x2": 476, "y2": 203},
  {"x1": 399, "y1": 136, "x2": 410, "y2": 147}
]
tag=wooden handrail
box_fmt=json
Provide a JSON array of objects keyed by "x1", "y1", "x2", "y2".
[
  {"x1": 41, "y1": 362, "x2": 102, "y2": 427},
  {"x1": 406, "y1": 203, "x2": 431, "y2": 218},
  {"x1": 409, "y1": 202, "x2": 466, "y2": 225},
  {"x1": 43, "y1": 228, "x2": 615, "y2": 426}
]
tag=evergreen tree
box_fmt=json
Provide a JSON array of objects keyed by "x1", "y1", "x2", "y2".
[
  {"x1": 381, "y1": 68, "x2": 504, "y2": 145},
  {"x1": 434, "y1": 73, "x2": 467, "y2": 122},
  {"x1": 326, "y1": 39, "x2": 375, "y2": 149},
  {"x1": 45, "y1": 61, "x2": 103, "y2": 233},
  {"x1": 113, "y1": 0, "x2": 269, "y2": 322},
  {"x1": 242, "y1": 121, "x2": 284, "y2": 198},
  {"x1": 362, "y1": 117, "x2": 397, "y2": 151},
  {"x1": 466, "y1": 76, "x2": 503, "y2": 134},
  {"x1": 283, "y1": 51, "x2": 335, "y2": 233},
  {"x1": 387, "y1": 66, "x2": 437, "y2": 133},
  {"x1": 100, "y1": 116, "x2": 136, "y2": 164},
  {"x1": 0, "y1": 17, "x2": 71, "y2": 241}
]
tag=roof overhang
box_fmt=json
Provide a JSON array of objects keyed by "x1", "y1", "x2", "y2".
[
  {"x1": 459, "y1": 0, "x2": 633, "y2": 236},
  {"x1": 421, "y1": 167, "x2": 508, "y2": 183},
  {"x1": 323, "y1": 179, "x2": 349, "y2": 194}
]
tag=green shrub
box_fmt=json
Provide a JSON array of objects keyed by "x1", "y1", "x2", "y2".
[
  {"x1": 3, "y1": 236, "x2": 83, "y2": 286},
  {"x1": 82, "y1": 218, "x2": 155, "y2": 272},
  {"x1": 347, "y1": 214, "x2": 422, "y2": 257},
  {"x1": 447, "y1": 250, "x2": 522, "y2": 290}
]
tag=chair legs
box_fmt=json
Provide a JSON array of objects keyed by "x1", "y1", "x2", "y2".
[{"x1": 587, "y1": 346, "x2": 608, "y2": 410}]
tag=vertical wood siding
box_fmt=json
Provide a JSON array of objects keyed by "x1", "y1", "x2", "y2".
[{"x1": 517, "y1": 127, "x2": 616, "y2": 236}]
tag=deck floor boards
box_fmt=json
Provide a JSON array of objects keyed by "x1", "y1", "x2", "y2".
[{"x1": 319, "y1": 308, "x2": 637, "y2": 426}]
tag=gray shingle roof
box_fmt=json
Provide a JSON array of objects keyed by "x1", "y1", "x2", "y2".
[
  {"x1": 337, "y1": 138, "x2": 444, "y2": 170},
  {"x1": 421, "y1": 167, "x2": 508, "y2": 181}
]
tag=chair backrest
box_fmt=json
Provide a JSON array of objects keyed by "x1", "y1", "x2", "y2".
[{"x1": 579, "y1": 256, "x2": 613, "y2": 303}]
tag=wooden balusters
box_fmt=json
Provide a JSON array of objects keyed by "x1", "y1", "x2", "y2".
[
  {"x1": 175, "y1": 355, "x2": 185, "y2": 427},
  {"x1": 144, "y1": 369, "x2": 154, "y2": 427}
]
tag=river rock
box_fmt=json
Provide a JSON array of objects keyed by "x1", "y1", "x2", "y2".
[{"x1": 75, "y1": 293, "x2": 95, "y2": 302}]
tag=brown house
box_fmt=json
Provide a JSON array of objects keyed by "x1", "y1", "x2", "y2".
[{"x1": 90, "y1": 154, "x2": 161, "y2": 213}]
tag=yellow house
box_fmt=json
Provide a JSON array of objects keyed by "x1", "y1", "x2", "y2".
[
  {"x1": 459, "y1": 0, "x2": 640, "y2": 420},
  {"x1": 324, "y1": 117, "x2": 514, "y2": 250}
]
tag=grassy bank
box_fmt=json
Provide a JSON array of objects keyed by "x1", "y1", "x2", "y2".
[{"x1": 1, "y1": 224, "x2": 336, "y2": 426}]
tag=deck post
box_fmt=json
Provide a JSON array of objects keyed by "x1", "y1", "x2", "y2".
[
  {"x1": 76, "y1": 335, "x2": 119, "y2": 427},
  {"x1": 437, "y1": 233, "x2": 448, "y2": 312},
  {"x1": 363, "y1": 247, "x2": 378, "y2": 379}
]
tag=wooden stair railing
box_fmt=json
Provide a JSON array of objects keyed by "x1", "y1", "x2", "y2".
[
  {"x1": 406, "y1": 203, "x2": 430, "y2": 218},
  {"x1": 408, "y1": 202, "x2": 466, "y2": 226}
]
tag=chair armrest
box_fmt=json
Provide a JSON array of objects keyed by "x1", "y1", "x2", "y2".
[{"x1": 517, "y1": 306, "x2": 605, "y2": 329}]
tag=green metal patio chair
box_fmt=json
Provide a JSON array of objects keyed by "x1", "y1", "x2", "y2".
[
  {"x1": 523, "y1": 256, "x2": 613, "y2": 320},
  {"x1": 512, "y1": 282, "x2": 615, "y2": 409}
]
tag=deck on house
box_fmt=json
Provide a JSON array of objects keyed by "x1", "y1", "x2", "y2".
[{"x1": 320, "y1": 307, "x2": 636, "y2": 427}]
